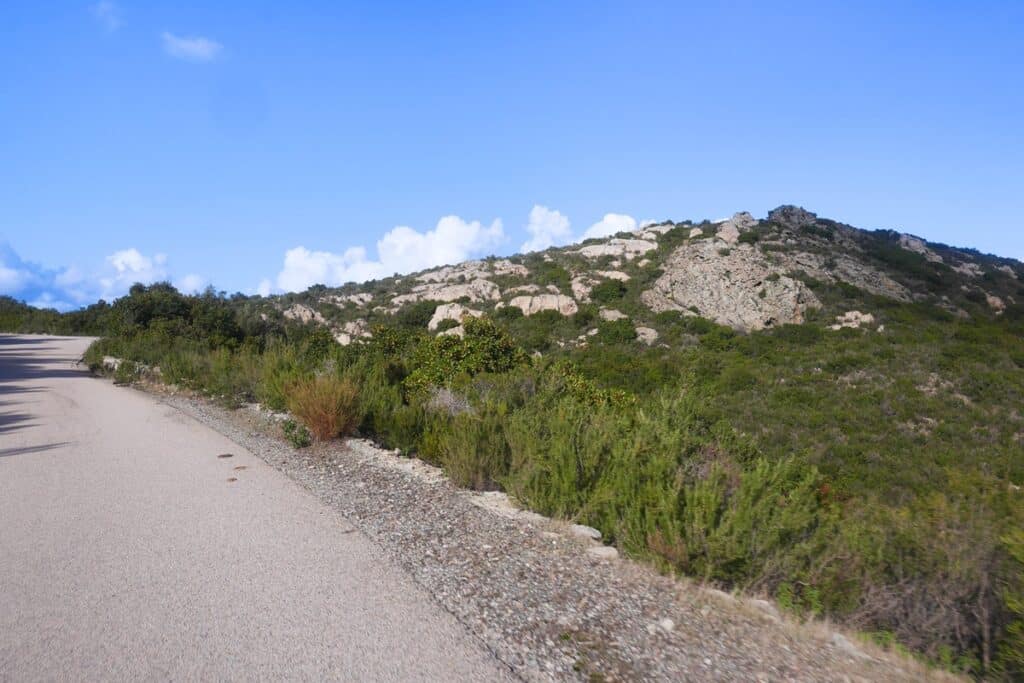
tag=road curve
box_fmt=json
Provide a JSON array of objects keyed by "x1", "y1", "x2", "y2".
[{"x1": 0, "y1": 335, "x2": 510, "y2": 681}]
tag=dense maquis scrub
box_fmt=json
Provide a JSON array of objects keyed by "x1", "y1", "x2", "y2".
[{"x1": 8, "y1": 281, "x2": 1024, "y2": 679}]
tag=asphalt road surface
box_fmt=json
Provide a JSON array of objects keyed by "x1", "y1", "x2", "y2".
[{"x1": 0, "y1": 335, "x2": 509, "y2": 681}]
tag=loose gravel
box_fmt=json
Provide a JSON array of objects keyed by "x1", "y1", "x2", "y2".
[{"x1": 160, "y1": 391, "x2": 947, "y2": 682}]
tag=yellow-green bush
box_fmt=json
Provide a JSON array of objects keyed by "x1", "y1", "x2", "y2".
[{"x1": 285, "y1": 374, "x2": 359, "y2": 441}]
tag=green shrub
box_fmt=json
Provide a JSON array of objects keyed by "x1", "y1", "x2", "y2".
[
  {"x1": 595, "y1": 319, "x2": 636, "y2": 345},
  {"x1": 113, "y1": 359, "x2": 140, "y2": 385},
  {"x1": 282, "y1": 419, "x2": 312, "y2": 448},
  {"x1": 427, "y1": 405, "x2": 510, "y2": 490},
  {"x1": 590, "y1": 279, "x2": 627, "y2": 304}
]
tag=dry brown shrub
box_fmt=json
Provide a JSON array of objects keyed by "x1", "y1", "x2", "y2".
[{"x1": 286, "y1": 375, "x2": 359, "y2": 441}]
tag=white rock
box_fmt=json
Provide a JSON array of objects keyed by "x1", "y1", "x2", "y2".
[
  {"x1": 428, "y1": 303, "x2": 482, "y2": 331},
  {"x1": 986, "y1": 293, "x2": 1006, "y2": 312},
  {"x1": 830, "y1": 632, "x2": 868, "y2": 659},
  {"x1": 716, "y1": 212, "x2": 756, "y2": 244},
  {"x1": 750, "y1": 598, "x2": 781, "y2": 623},
  {"x1": 594, "y1": 270, "x2": 631, "y2": 282},
  {"x1": 658, "y1": 618, "x2": 675, "y2": 633},
  {"x1": 392, "y1": 278, "x2": 501, "y2": 306},
  {"x1": 416, "y1": 259, "x2": 527, "y2": 284},
  {"x1": 586, "y1": 546, "x2": 619, "y2": 560},
  {"x1": 954, "y1": 261, "x2": 984, "y2": 278},
  {"x1": 438, "y1": 325, "x2": 464, "y2": 338},
  {"x1": 283, "y1": 303, "x2": 326, "y2": 325},
  {"x1": 829, "y1": 310, "x2": 875, "y2": 330},
  {"x1": 577, "y1": 238, "x2": 657, "y2": 261},
  {"x1": 569, "y1": 524, "x2": 602, "y2": 541},
  {"x1": 508, "y1": 294, "x2": 578, "y2": 317},
  {"x1": 689, "y1": 227, "x2": 704, "y2": 238},
  {"x1": 599, "y1": 308, "x2": 627, "y2": 321},
  {"x1": 899, "y1": 234, "x2": 944, "y2": 263},
  {"x1": 635, "y1": 327, "x2": 659, "y2": 345},
  {"x1": 321, "y1": 292, "x2": 373, "y2": 307}
]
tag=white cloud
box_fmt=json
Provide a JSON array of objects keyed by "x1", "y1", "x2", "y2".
[
  {"x1": 272, "y1": 215, "x2": 505, "y2": 293},
  {"x1": 161, "y1": 32, "x2": 222, "y2": 62},
  {"x1": 0, "y1": 243, "x2": 187, "y2": 311},
  {"x1": 521, "y1": 205, "x2": 572, "y2": 252},
  {"x1": 582, "y1": 213, "x2": 638, "y2": 240},
  {"x1": 175, "y1": 273, "x2": 206, "y2": 293},
  {"x1": 90, "y1": 1, "x2": 121, "y2": 32},
  {"x1": 256, "y1": 278, "x2": 273, "y2": 297},
  {"x1": 98, "y1": 248, "x2": 169, "y2": 299}
]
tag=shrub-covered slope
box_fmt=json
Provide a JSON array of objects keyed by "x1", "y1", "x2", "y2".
[{"x1": 5, "y1": 206, "x2": 1024, "y2": 677}]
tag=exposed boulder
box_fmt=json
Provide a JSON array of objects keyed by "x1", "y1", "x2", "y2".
[
  {"x1": 953, "y1": 261, "x2": 984, "y2": 278},
  {"x1": 635, "y1": 327, "x2": 659, "y2": 345},
  {"x1": 829, "y1": 311, "x2": 875, "y2": 330},
  {"x1": 986, "y1": 293, "x2": 1006, "y2": 313},
  {"x1": 438, "y1": 325, "x2": 465, "y2": 338},
  {"x1": 392, "y1": 278, "x2": 501, "y2": 306},
  {"x1": 641, "y1": 240, "x2": 820, "y2": 332},
  {"x1": 508, "y1": 284, "x2": 541, "y2": 295},
  {"x1": 508, "y1": 294, "x2": 578, "y2": 317},
  {"x1": 416, "y1": 259, "x2": 527, "y2": 284},
  {"x1": 716, "y1": 212, "x2": 757, "y2": 244},
  {"x1": 321, "y1": 292, "x2": 373, "y2": 307},
  {"x1": 599, "y1": 308, "x2": 628, "y2": 321},
  {"x1": 333, "y1": 319, "x2": 372, "y2": 346},
  {"x1": 636, "y1": 222, "x2": 674, "y2": 236},
  {"x1": 571, "y1": 271, "x2": 631, "y2": 302},
  {"x1": 689, "y1": 227, "x2": 704, "y2": 238},
  {"x1": 577, "y1": 238, "x2": 657, "y2": 261},
  {"x1": 767, "y1": 205, "x2": 818, "y2": 229},
  {"x1": 428, "y1": 303, "x2": 482, "y2": 331},
  {"x1": 283, "y1": 304, "x2": 327, "y2": 325},
  {"x1": 772, "y1": 251, "x2": 912, "y2": 301},
  {"x1": 899, "y1": 234, "x2": 944, "y2": 263}
]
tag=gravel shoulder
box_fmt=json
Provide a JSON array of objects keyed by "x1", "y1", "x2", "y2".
[{"x1": 156, "y1": 387, "x2": 953, "y2": 682}]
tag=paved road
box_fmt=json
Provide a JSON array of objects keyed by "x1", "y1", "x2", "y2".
[{"x1": 0, "y1": 335, "x2": 509, "y2": 681}]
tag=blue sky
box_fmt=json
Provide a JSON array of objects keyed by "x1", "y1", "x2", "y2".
[{"x1": 1, "y1": 1, "x2": 1022, "y2": 310}]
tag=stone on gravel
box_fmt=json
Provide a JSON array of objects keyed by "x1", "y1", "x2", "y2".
[
  {"x1": 587, "y1": 546, "x2": 619, "y2": 560},
  {"x1": 831, "y1": 632, "x2": 867, "y2": 659},
  {"x1": 569, "y1": 524, "x2": 602, "y2": 541}
]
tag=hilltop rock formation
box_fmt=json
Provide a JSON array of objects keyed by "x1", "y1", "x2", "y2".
[
  {"x1": 767, "y1": 205, "x2": 817, "y2": 229},
  {"x1": 716, "y1": 212, "x2": 757, "y2": 244},
  {"x1": 416, "y1": 259, "x2": 528, "y2": 284},
  {"x1": 642, "y1": 240, "x2": 819, "y2": 331},
  {"x1": 577, "y1": 238, "x2": 656, "y2": 261},
  {"x1": 268, "y1": 204, "x2": 1020, "y2": 347}
]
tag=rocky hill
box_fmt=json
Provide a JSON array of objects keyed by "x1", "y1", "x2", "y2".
[{"x1": 268, "y1": 205, "x2": 1022, "y2": 348}]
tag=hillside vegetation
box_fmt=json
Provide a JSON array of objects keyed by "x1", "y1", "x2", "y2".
[{"x1": 6, "y1": 206, "x2": 1024, "y2": 678}]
